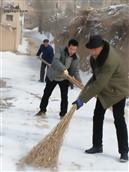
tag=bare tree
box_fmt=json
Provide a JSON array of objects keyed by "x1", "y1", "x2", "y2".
[{"x1": 31, "y1": 0, "x2": 56, "y2": 33}]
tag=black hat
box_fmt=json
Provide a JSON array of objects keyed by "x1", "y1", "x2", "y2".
[{"x1": 86, "y1": 35, "x2": 104, "y2": 49}]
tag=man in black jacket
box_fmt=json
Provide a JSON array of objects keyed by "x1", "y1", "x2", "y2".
[
  {"x1": 36, "y1": 39, "x2": 54, "y2": 82},
  {"x1": 73, "y1": 35, "x2": 128, "y2": 162}
]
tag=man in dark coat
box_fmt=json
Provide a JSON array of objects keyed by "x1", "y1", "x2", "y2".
[
  {"x1": 36, "y1": 39, "x2": 54, "y2": 82},
  {"x1": 73, "y1": 35, "x2": 129, "y2": 162},
  {"x1": 36, "y1": 39, "x2": 81, "y2": 118}
]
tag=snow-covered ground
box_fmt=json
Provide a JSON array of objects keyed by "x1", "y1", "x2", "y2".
[{"x1": 0, "y1": 52, "x2": 128, "y2": 172}]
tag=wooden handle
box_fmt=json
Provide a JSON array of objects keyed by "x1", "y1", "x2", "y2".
[
  {"x1": 65, "y1": 74, "x2": 84, "y2": 90},
  {"x1": 41, "y1": 59, "x2": 51, "y2": 67},
  {"x1": 41, "y1": 60, "x2": 84, "y2": 90}
]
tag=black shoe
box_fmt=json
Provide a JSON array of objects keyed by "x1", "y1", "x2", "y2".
[
  {"x1": 35, "y1": 110, "x2": 46, "y2": 116},
  {"x1": 85, "y1": 146, "x2": 103, "y2": 154},
  {"x1": 120, "y1": 153, "x2": 128, "y2": 162},
  {"x1": 70, "y1": 85, "x2": 74, "y2": 89},
  {"x1": 39, "y1": 80, "x2": 44, "y2": 82},
  {"x1": 59, "y1": 112, "x2": 66, "y2": 118}
]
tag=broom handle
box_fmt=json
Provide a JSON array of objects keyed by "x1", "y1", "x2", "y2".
[
  {"x1": 63, "y1": 76, "x2": 85, "y2": 118},
  {"x1": 40, "y1": 59, "x2": 84, "y2": 90},
  {"x1": 64, "y1": 74, "x2": 84, "y2": 90},
  {"x1": 41, "y1": 59, "x2": 51, "y2": 67}
]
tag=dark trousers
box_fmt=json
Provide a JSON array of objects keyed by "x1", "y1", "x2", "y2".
[
  {"x1": 40, "y1": 62, "x2": 47, "y2": 82},
  {"x1": 40, "y1": 78, "x2": 69, "y2": 116},
  {"x1": 93, "y1": 98, "x2": 128, "y2": 154}
]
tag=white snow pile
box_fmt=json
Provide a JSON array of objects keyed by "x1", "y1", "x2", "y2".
[
  {"x1": 24, "y1": 27, "x2": 54, "y2": 43},
  {"x1": 105, "y1": 4, "x2": 128, "y2": 15},
  {"x1": 18, "y1": 38, "x2": 29, "y2": 54}
]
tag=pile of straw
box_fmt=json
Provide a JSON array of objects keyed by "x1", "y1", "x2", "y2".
[{"x1": 20, "y1": 105, "x2": 77, "y2": 168}]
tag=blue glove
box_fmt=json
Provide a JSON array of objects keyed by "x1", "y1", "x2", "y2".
[{"x1": 72, "y1": 98, "x2": 84, "y2": 109}]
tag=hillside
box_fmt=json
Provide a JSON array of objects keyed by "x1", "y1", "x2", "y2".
[{"x1": 56, "y1": 4, "x2": 129, "y2": 71}]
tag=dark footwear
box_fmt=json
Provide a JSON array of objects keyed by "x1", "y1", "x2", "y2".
[
  {"x1": 85, "y1": 146, "x2": 103, "y2": 154},
  {"x1": 120, "y1": 153, "x2": 128, "y2": 162},
  {"x1": 35, "y1": 110, "x2": 46, "y2": 116},
  {"x1": 38, "y1": 80, "x2": 44, "y2": 82},
  {"x1": 70, "y1": 85, "x2": 74, "y2": 89},
  {"x1": 59, "y1": 112, "x2": 66, "y2": 118},
  {"x1": 59, "y1": 112, "x2": 65, "y2": 118}
]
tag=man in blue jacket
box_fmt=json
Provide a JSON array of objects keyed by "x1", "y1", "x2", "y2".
[{"x1": 36, "y1": 39, "x2": 54, "y2": 82}]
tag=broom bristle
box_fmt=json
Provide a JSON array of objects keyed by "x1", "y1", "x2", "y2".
[{"x1": 20, "y1": 105, "x2": 77, "y2": 168}]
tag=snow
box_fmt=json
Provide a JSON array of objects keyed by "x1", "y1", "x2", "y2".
[
  {"x1": 20, "y1": 28, "x2": 55, "y2": 54},
  {"x1": 106, "y1": 4, "x2": 128, "y2": 15},
  {"x1": 23, "y1": 28, "x2": 54, "y2": 43},
  {"x1": 18, "y1": 38, "x2": 29, "y2": 54},
  {"x1": 108, "y1": 4, "x2": 128, "y2": 10},
  {"x1": 1, "y1": 51, "x2": 128, "y2": 172}
]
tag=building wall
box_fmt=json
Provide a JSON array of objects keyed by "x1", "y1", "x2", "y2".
[
  {"x1": 0, "y1": 25, "x2": 16, "y2": 51},
  {"x1": 0, "y1": 0, "x2": 25, "y2": 51},
  {"x1": 0, "y1": 12, "x2": 21, "y2": 51}
]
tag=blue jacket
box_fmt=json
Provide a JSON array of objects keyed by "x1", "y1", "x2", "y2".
[{"x1": 36, "y1": 44, "x2": 54, "y2": 64}]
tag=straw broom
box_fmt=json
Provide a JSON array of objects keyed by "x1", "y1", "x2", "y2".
[{"x1": 20, "y1": 75, "x2": 84, "y2": 169}]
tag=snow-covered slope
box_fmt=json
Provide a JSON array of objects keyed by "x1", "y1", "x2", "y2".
[{"x1": 1, "y1": 52, "x2": 128, "y2": 172}]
